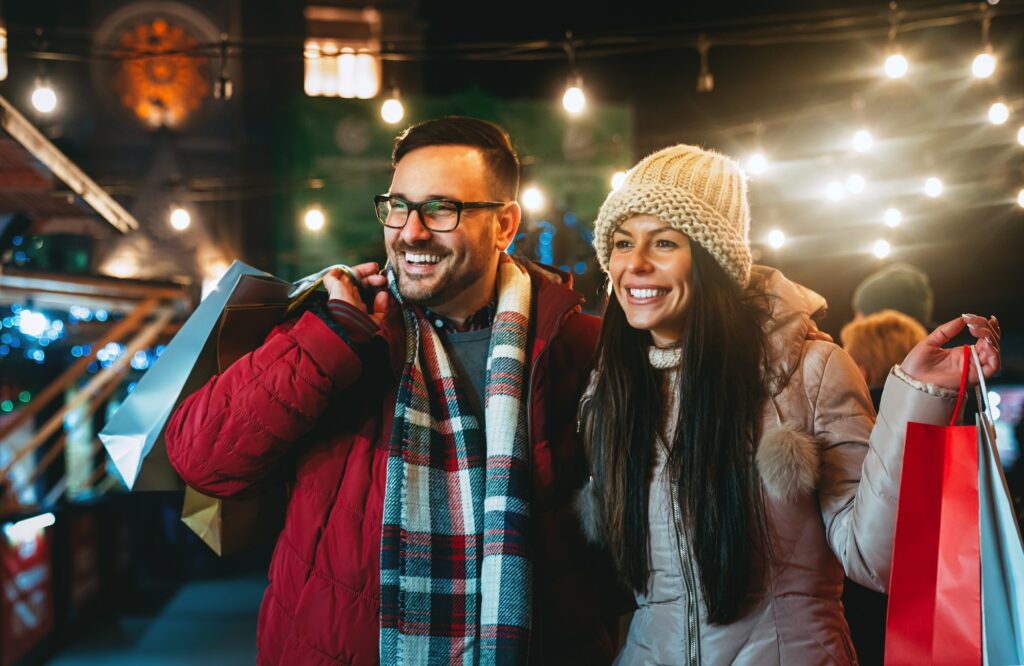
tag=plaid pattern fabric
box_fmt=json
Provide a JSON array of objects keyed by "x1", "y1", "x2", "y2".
[{"x1": 380, "y1": 254, "x2": 534, "y2": 665}]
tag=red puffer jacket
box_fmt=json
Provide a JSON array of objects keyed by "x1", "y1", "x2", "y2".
[{"x1": 165, "y1": 269, "x2": 620, "y2": 665}]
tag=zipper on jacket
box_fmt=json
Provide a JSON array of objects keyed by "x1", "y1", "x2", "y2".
[{"x1": 669, "y1": 469, "x2": 702, "y2": 666}]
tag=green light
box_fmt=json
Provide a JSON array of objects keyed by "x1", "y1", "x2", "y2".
[
  {"x1": 18, "y1": 391, "x2": 30, "y2": 403},
  {"x1": 0, "y1": 400, "x2": 13, "y2": 413}
]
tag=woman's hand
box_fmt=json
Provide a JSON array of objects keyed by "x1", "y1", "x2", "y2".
[
  {"x1": 900, "y1": 314, "x2": 1000, "y2": 390},
  {"x1": 322, "y1": 262, "x2": 390, "y2": 325}
]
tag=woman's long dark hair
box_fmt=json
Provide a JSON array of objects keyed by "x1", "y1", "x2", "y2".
[{"x1": 582, "y1": 241, "x2": 770, "y2": 625}]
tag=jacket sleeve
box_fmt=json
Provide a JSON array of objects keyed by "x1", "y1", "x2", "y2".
[
  {"x1": 812, "y1": 345, "x2": 956, "y2": 593},
  {"x1": 165, "y1": 310, "x2": 366, "y2": 498}
]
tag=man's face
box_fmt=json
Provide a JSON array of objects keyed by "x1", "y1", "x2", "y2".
[{"x1": 384, "y1": 145, "x2": 505, "y2": 308}]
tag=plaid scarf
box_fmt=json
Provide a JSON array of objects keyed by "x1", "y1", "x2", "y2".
[{"x1": 380, "y1": 254, "x2": 534, "y2": 665}]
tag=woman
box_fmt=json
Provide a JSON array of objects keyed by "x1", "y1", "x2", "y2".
[{"x1": 578, "y1": 144, "x2": 1000, "y2": 664}]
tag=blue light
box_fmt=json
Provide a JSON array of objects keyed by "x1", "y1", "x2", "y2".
[
  {"x1": 1, "y1": 318, "x2": 11, "y2": 328},
  {"x1": 9, "y1": 337, "x2": 20, "y2": 349},
  {"x1": 574, "y1": 261, "x2": 587, "y2": 274},
  {"x1": 11, "y1": 236, "x2": 23, "y2": 246},
  {"x1": 10, "y1": 304, "x2": 22, "y2": 314},
  {"x1": 38, "y1": 338, "x2": 49, "y2": 347},
  {"x1": 539, "y1": 231, "x2": 553, "y2": 246},
  {"x1": 155, "y1": 345, "x2": 166, "y2": 357},
  {"x1": 94, "y1": 310, "x2": 109, "y2": 322},
  {"x1": 14, "y1": 251, "x2": 27, "y2": 263},
  {"x1": 126, "y1": 382, "x2": 137, "y2": 394},
  {"x1": 564, "y1": 212, "x2": 578, "y2": 226},
  {"x1": 0, "y1": 334, "x2": 10, "y2": 344},
  {"x1": 130, "y1": 351, "x2": 150, "y2": 371},
  {"x1": 51, "y1": 320, "x2": 64, "y2": 332},
  {"x1": 87, "y1": 362, "x2": 99, "y2": 373},
  {"x1": 30, "y1": 349, "x2": 45, "y2": 363},
  {"x1": 0, "y1": 345, "x2": 8, "y2": 356},
  {"x1": 71, "y1": 346, "x2": 83, "y2": 358},
  {"x1": 559, "y1": 264, "x2": 571, "y2": 272}
]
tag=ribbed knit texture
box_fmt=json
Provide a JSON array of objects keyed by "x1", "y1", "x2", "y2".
[{"x1": 593, "y1": 144, "x2": 753, "y2": 287}]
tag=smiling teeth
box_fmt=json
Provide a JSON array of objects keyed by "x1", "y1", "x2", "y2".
[
  {"x1": 629, "y1": 288, "x2": 665, "y2": 299},
  {"x1": 406, "y1": 253, "x2": 442, "y2": 264}
]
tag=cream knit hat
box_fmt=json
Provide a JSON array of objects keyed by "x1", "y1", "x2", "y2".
[{"x1": 593, "y1": 144, "x2": 752, "y2": 287}]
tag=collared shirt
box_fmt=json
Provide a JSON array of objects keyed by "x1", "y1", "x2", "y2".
[
  {"x1": 421, "y1": 301, "x2": 496, "y2": 333},
  {"x1": 320, "y1": 298, "x2": 496, "y2": 342}
]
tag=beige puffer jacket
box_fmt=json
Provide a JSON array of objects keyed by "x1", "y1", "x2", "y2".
[{"x1": 579, "y1": 266, "x2": 957, "y2": 665}]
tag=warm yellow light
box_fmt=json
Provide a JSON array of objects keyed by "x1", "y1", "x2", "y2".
[
  {"x1": 767, "y1": 229, "x2": 786, "y2": 249},
  {"x1": 381, "y1": 98, "x2": 404, "y2": 124},
  {"x1": 852, "y1": 129, "x2": 873, "y2": 152},
  {"x1": 522, "y1": 186, "x2": 544, "y2": 212},
  {"x1": 31, "y1": 82, "x2": 57, "y2": 113},
  {"x1": 873, "y1": 239, "x2": 891, "y2": 259},
  {"x1": 169, "y1": 207, "x2": 191, "y2": 231},
  {"x1": 988, "y1": 102, "x2": 1010, "y2": 125},
  {"x1": 972, "y1": 52, "x2": 997, "y2": 79},
  {"x1": 745, "y1": 153, "x2": 767, "y2": 176},
  {"x1": 562, "y1": 86, "x2": 586, "y2": 115},
  {"x1": 1018, "y1": 126, "x2": 1024, "y2": 146},
  {"x1": 1017, "y1": 189, "x2": 1024, "y2": 208},
  {"x1": 884, "y1": 208, "x2": 902, "y2": 228},
  {"x1": 884, "y1": 53, "x2": 908, "y2": 79},
  {"x1": 924, "y1": 177, "x2": 944, "y2": 198},
  {"x1": 304, "y1": 207, "x2": 326, "y2": 232},
  {"x1": 825, "y1": 181, "x2": 846, "y2": 202},
  {"x1": 611, "y1": 171, "x2": 628, "y2": 190},
  {"x1": 845, "y1": 174, "x2": 866, "y2": 195}
]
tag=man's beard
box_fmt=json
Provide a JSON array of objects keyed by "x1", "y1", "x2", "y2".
[{"x1": 388, "y1": 241, "x2": 492, "y2": 308}]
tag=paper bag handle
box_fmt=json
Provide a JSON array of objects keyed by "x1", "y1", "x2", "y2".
[{"x1": 950, "y1": 345, "x2": 971, "y2": 426}]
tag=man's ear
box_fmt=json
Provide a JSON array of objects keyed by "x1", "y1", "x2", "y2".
[{"x1": 495, "y1": 201, "x2": 521, "y2": 251}]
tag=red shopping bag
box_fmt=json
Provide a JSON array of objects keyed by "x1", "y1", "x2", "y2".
[{"x1": 885, "y1": 346, "x2": 982, "y2": 665}]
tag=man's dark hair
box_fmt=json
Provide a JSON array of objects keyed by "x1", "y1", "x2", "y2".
[{"x1": 392, "y1": 116, "x2": 520, "y2": 200}]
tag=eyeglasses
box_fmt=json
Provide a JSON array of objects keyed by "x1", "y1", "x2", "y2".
[{"x1": 373, "y1": 194, "x2": 507, "y2": 232}]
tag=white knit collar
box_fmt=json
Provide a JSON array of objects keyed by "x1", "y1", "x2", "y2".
[{"x1": 648, "y1": 345, "x2": 682, "y2": 369}]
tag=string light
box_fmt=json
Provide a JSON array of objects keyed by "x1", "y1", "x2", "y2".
[
  {"x1": 696, "y1": 35, "x2": 714, "y2": 93},
  {"x1": 883, "y1": 2, "x2": 908, "y2": 79},
  {"x1": 884, "y1": 53, "x2": 908, "y2": 79},
  {"x1": 522, "y1": 186, "x2": 545, "y2": 212},
  {"x1": 561, "y1": 32, "x2": 586, "y2": 115},
  {"x1": 924, "y1": 177, "x2": 944, "y2": 198},
  {"x1": 825, "y1": 181, "x2": 846, "y2": 202},
  {"x1": 852, "y1": 129, "x2": 873, "y2": 152},
  {"x1": 562, "y1": 76, "x2": 586, "y2": 115},
  {"x1": 30, "y1": 78, "x2": 57, "y2": 113},
  {"x1": 169, "y1": 207, "x2": 191, "y2": 231},
  {"x1": 745, "y1": 153, "x2": 768, "y2": 176},
  {"x1": 972, "y1": 8, "x2": 996, "y2": 79},
  {"x1": 381, "y1": 88, "x2": 404, "y2": 124},
  {"x1": 0, "y1": 25, "x2": 7, "y2": 81},
  {"x1": 845, "y1": 174, "x2": 866, "y2": 194},
  {"x1": 1018, "y1": 127, "x2": 1024, "y2": 146},
  {"x1": 988, "y1": 101, "x2": 1009, "y2": 125},
  {"x1": 766, "y1": 229, "x2": 786, "y2": 249},
  {"x1": 873, "y1": 239, "x2": 891, "y2": 259},
  {"x1": 884, "y1": 207, "x2": 903, "y2": 227},
  {"x1": 611, "y1": 171, "x2": 627, "y2": 190},
  {"x1": 1017, "y1": 189, "x2": 1024, "y2": 208},
  {"x1": 304, "y1": 207, "x2": 325, "y2": 232}
]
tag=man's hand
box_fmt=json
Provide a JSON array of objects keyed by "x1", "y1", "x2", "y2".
[
  {"x1": 322, "y1": 262, "x2": 390, "y2": 325},
  {"x1": 901, "y1": 314, "x2": 1001, "y2": 390}
]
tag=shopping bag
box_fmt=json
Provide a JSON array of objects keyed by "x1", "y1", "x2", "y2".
[
  {"x1": 98, "y1": 260, "x2": 346, "y2": 490},
  {"x1": 886, "y1": 346, "x2": 982, "y2": 665},
  {"x1": 98, "y1": 261, "x2": 290, "y2": 490},
  {"x1": 180, "y1": 483, "x2": 285, "y2": 557},
  {"x1": 976, "y1": 350, "x2": 1024, "y2": 665}
]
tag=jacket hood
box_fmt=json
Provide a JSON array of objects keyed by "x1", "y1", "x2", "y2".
[{"x1": 750, "y1": 265, "x2": 827, "y2": 396}]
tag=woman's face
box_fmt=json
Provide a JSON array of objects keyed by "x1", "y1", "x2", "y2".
[{"x1": 609, "y1": 215, "x2": 694, "y2": 348}]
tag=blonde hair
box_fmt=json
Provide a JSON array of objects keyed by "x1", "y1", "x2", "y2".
[{"x1": 840, "y1": 309, "x2": 928, "y2": 388}]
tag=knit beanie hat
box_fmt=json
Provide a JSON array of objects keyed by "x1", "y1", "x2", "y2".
[
  {"x1": 852, "y1": 262, "x2": 934, "y2": 326},
  {"x1": 593, "y1": 144, "x2": 752, "y2": 287}
]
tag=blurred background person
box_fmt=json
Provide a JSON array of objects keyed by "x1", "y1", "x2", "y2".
[{"x1": 852, "y1": 263, "x2": 934, "y2": 328}]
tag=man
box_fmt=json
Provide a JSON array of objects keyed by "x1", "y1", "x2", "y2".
[
  {"x1": 852, "y1": 262, "x2": 934, "y2": 327},
  {"x1": 165, "y1": 117, "x2": 620, "y2": 664}
]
